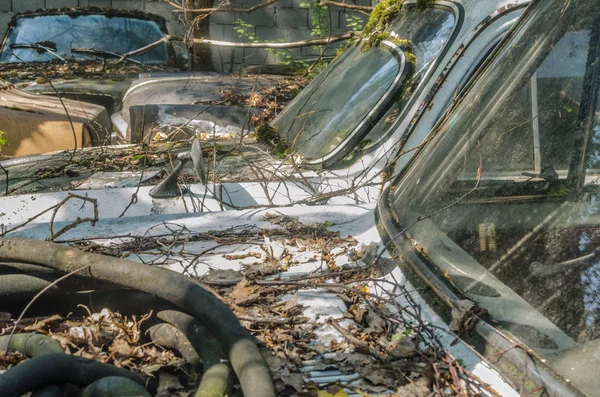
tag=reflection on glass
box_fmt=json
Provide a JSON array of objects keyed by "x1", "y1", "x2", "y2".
[
  {"x1": 390, "y1": 0, "x2": 600, "y2": 393},
  {"x1": 273, "y1": 45, "x2": 401, "y2": 160},
  {"x1": 0, "y1": 15, "x2": 168, "y2": 64},
  {"x1": 364, "y1": 6, "x2": 455, "y2": 146}
]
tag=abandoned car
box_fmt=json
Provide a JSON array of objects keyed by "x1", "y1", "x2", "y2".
[
  {"x1": 377, "y1": 0, "x2": 600, "y2": 394},
  {"x1": 0, "y1": 82, "x2": 111, "y2": 156},
  {"x1": 0, "y1": 7, "x2": 180, "y2": 118},
  {"x1": 2, "y1": 1, "x2": 576, "y2": 396}
]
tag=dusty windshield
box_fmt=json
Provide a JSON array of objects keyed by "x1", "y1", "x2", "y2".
[
  {"x1": 0, "y1": 14, "x2": 168, "y2": 64},
  {"x1": 273, "y1": 5, "x2": 455, "y2": 162},
  {"x1": 391, "y1": 0, "x2": 600, "y2": 393}
]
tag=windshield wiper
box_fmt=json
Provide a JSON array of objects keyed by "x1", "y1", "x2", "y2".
[
  {"x1": 71, "y1": 48, "x2": 141, "y2": 64},
  {"x1": 9, "y1": 41, "x2": 67, "y2": 63}
]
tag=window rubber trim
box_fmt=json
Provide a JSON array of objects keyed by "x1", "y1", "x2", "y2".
[
  {"x1": 359, "y1": 0, "x2": 464, "y2": 153},
  {"x1": 375, "y1": 176, "x2": 586, "y2": 397},
  {"x1": 299, "y1": 41, "x2": 409, "y2": 168}
]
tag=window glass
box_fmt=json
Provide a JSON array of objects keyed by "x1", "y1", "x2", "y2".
[
  {"x1": 391, "y1": 0, "x2": 600, "y2": 393},
  {"x1": 363, "y1": 6, "x2": 455, "y2": 146},
  {"x1": 273, "y1": 45, "x2": 401, "y2": 160},
  {"x1": 273, "y1": 5, "x2": 455, "y2": 162},
  {"x1": 0, "y1": 15, "x2": 168, "y2": 64}
]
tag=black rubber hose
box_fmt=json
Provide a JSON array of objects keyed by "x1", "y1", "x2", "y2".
[
  {"x1": 0, "y1": 333, "x2": 63, "y2": 357},
  {"x1": 157, "y1": 310, "x2": 233, "y2": 397},
  {"x1": 0, "y1": 262, "x2": 118, "y2": 290},
  {"x1": 147, "y1": 323, "x2": 202, "y2": 369},
  {"x1": 0, "y1": 334, "x2": 65, "y2": 397},
  {"x1": 2, "y1": 289, "x2": 178, "y2": 317},
  {"x1": 0, "y1": 353, "x2": 156, "y2": 396},
  {"x1": 0, "y1": 238, "x2": 275, "y2": 397},
  {"x1": 0, "y1": 274, "x2": 60, "y2": 300},
  {"x1": 81, "y1": 376, "x2": 152, "y2": 397}
]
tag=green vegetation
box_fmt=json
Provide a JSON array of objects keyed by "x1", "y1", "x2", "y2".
[
  {"x1": 363, "y1": 0, "x2": 404, "y2": 36},
  {"x1": 0, "y1": 130, "x2": 6, "y2": 152},
  {"x1": 233, "y1": 19, "x2": 308, "y2": 71},
  {"x1": 256, "y1": 124, "x2": 290, "y2": 158}
]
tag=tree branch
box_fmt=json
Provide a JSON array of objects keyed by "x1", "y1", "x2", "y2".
[
  {"x1": 319, "y1": 0, "x2": 373, "y2": 11},
  {"x1": 173, "y1": 0, "x2": 279, "y2": 13},
  {"x1": 185, "y1": 31, "x2": 357, "y2": 48}
]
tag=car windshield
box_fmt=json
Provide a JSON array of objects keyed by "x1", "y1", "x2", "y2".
[
  {"x1": 391, "y1": 0, "x2": 600, "y2": 393},
  {"x1": 272, "y1": 4, "x2": 455, "y2": 163},
  {"x1": 0, "y1": 14, "x2": 168, "y2": 64}
]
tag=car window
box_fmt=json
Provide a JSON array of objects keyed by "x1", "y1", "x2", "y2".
[
  {"x1": 272, "y1": 4, "x2": 455, "y2": 163},
  {"x1": 390, "y1": 0, "x2": 600, "y2": 394},
  {"x1": 0, "y1": 14, "x2": 168, "y2": 64},
  {"x1": 273, "y1": 44, "x2": 404, "y2": 161},
  {"x1": 362, "y1": 6, "x2": 456, "y2": 147}
]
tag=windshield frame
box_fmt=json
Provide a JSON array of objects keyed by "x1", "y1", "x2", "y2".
[
  {"x1": 361, "y1": 0, "x2": 463, "y2": 152},
  {"x1": 0, "y1": 8, "x2": 170, "y2": 65},
  {"x1": 377, "y1": 0, "x2": 599, "y2": 395}
]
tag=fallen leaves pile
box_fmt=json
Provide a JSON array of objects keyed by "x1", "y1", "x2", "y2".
[{"x1": 1, "y1": 214, "x2": 490, "y2": 396}]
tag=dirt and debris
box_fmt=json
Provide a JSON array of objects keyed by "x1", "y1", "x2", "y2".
[
  {"x1": 0, "y1": 61, "x2": 180, "y2": 82},
  {"x1": 1, "y1": 215, "x2": 492, "y2": 396}
]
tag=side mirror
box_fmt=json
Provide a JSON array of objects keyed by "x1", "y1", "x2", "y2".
[{"x1": 191, "y1": 138, "x2": 207, "y2": 186}]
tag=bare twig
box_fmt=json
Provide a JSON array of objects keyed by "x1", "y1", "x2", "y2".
[
  {"x1": 0, "y1": 163, "x2": 7, "y2": 195},
  {"x1": 49, "y1": 194, "x2": 99, "y2": 241},
  {"x1": 2, "y1": 265, "x2": 91, "y2": 365},
  {"x1": 166, "y1": 32, "x2": 357, "y2": 48},
  {"x1": 173, "y1": 0, "x2": 279, "y2": 13},
  {"x1": 319, "y1": 0, "x2": 373, "y2": 11}
]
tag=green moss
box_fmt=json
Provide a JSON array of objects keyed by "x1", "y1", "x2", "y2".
[
  {"x1": 363, "y1": 0, "x2": 404, "y2": 36},
  {"x1": 256, "y1": 124, "x2": 290, "y2": 158},
  {"x1": 416, "y1": 0, "x2": 435, "y2": 10}
]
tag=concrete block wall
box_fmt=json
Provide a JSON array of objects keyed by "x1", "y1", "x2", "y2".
[{"x1": 0, "y1": 0, "x2": 371, "y2": 72}]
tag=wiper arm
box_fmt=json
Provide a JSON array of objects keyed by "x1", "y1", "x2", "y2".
[
  {"x1": 71, "y1": 48, "x2": 141, "y2": 64},
  {"x1": 9, "y1": 42, "x2": 67, "y2": 63}
]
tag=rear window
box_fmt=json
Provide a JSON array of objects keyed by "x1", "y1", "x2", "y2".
[{"x1": 0, "y1": 14, "x2": 168, "y2": 64}]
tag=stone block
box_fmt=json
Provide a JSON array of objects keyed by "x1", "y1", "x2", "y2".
[
  {"x1": 112, "y1": 0, "x2": 145, "y2": 10},
  {"x1": 209, "y1": 22, "x2": 223, "y2": 39},
  {"x1": 145, "y1": 0, "x2": 176, "y2": 21},
  {"x1": 211, "y1": 45, "x2": 237, "y2": 72},
  {"x1": 276, "y1": 7, "x2": 307, "y2": 28},
  {"x1": 12, "y1": 0, "x2": 44, "y2": 12},
  {"x1": 0, "y1": 0, "x2": 11, "y2": 12},
  {"x1": 285, "y1": 26, "x2": 313, "y2": 41},
  {"x1": 209, "y1": 10, "x2": 236, "y2": 25},
  {"x1": 0, "y1": 12, "x2": 14, "y2": 36},
  {"x1": 242, "y1": 47, "x2": 275, "y2": 65},
  {"x1": 82, "y1": 0, "x2": 111, "y2": 7},
  {"x1": 166, "y1": 20, "x2": 186, "y2": 36},
  {"x1": 46, "y1": 0, "x2": 79, "y2": 8},
  {"x1": 241, "y1": 7, "x2": 275, "y2": 27}
]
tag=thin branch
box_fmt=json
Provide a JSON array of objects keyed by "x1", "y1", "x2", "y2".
[
  {"x1": 49, "y1": 194, "x2": 98, "y2": 241},
  {"x1": 319, "y1": 0, "x2": 373, "y2": 11},
  {"x1": 172, "y1": 32, "x2": 357, "y2": 48},
  {"x1": 2, "y1": 265, "x2": 91, "y2": 365},
  {"x1": 116, "y1": 36, "x2": 169, "y2": 64},
  {"x1": 173, "y1": 0, "x2": 279, "y2": 14},
  {"x1": 0, "y1": 163, "x2": 8, "y2": 195}
]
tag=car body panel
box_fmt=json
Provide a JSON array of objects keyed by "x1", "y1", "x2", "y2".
[
  {"x1": 0, "y1": 2, "x2": 538, "y2": 394},
  {"x1": 0, "y1": 86, "x2": 110, "y2": 156}
]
